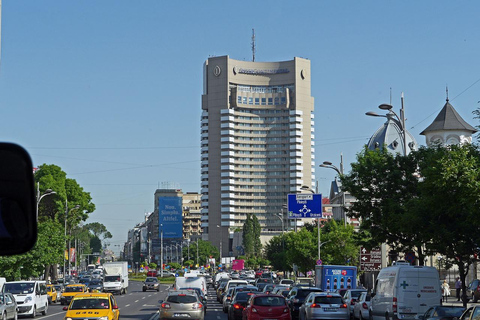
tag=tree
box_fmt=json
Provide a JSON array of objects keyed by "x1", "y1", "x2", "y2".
[
  {"x1": 264, "y1": 234, "x2": 290, "y2": 272},
  {"x1": 319, "y1": 219, "x2": 359, "y2": 266},
  {"x1": 185, "y1": 240, "x2": 219, "y2": 266},
  {"x1": 341, "y1": 147, "x2": 428, "y2": 263},
  {"x1": 242, "y1": 214, "x2": 254, "y2": 257},
  {"x1": 252, "y1": 215, "x2": 262, "y2": 256},
  {"x1": 284, "y1": 228, "x2": 317, "y2": 274}
]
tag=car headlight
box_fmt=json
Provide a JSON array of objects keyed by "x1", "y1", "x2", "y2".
[
  {"x1": 98, "y1": 317, "x2": 109, "y2": 320},
  {"x1": 65, "y1": 318, "x2": 73, "y2": 320},
  {"x1": 24, "y1": 296, "x2": 32, "y2": 303}
]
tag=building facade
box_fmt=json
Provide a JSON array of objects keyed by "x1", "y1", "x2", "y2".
[{"x1": 201, "y1": 56, "x2": 315, "y2": 256}]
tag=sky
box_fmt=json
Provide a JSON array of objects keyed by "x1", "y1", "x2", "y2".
[{"x1": 1, "y1": 1, "x2": 480, "y2": 255}]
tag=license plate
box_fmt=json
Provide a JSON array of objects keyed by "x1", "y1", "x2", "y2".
[
  {"x1": 323, "y1": 308, "x2": 338, "y2": 311},
  {"x1": 173, "y1": 314, "x2": 190, "y2": 317}
]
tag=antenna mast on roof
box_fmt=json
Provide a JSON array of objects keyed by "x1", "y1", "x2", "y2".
[
  {"x1": 251, "y1": 29, "x2": 256, "y2": 62},
  {"x1": 446, "y1": 85, "x2": 449, "y2": 102}
]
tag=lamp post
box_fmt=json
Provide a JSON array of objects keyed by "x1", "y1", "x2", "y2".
[
  {"x1": 36, "y1": 183, "x2": 56, "y2": 217},
  {"x1": 216, "y1": 225, "x2": 222, "y2": 268},
  {"x1": 300, "y1": 186, "x2": 322, "y2": 261},
  {"x1": 160, "y1": 224, "x2": 164, "y2": 278},
  {"x1": 365, "y1": 93, "x2": 408, "y2": 156},
  {"x1": 64, "y1": 203, "x2": 80, "y2": 279},
  {"x1": 319, "y1": 160, "x2": 346, "y2": 226}
]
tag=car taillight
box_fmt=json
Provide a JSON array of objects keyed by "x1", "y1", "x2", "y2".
[
  {"x1": 392, "y1": 297, "x2": 397, "y2": 313},
  {"x1": 310, "y1": 303, "x2": 321, "y2": 308},
  {"x1": 233, "y1": 303, "x2": 244, "y2": 309},
  {"x1": 362, "y1": 302, "x2": 368, "y2": 309},
  {"x1": 340, "y1": 303, "x2": 347, "y2": 308},
  {"x1": 161, "y1": 303, "x2": 170, "y2": 309},
  {"x1": 193, "y1": 303, "x2": 203, "y2": 310}
]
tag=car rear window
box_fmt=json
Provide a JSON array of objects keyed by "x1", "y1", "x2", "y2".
[
  {"x1": 351, "y1": 291, "x2": 366, "y2": 298},
  {"x1": 235, "y1": 292, "x2": 255, "y2": 301},
  {"x1": 298, "y1": 289, "x2": 322, "y2": 298},
  {"x1": 167, "y1": 295, "x2": 197, "y2": 304},
  {"x1": 253, "y1": 296, "x2": 285, "y2": 306},
  {"x1": 315, "y1": 296, "x2": 343, "y2": 304}
]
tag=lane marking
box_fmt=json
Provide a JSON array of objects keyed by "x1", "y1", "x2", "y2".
[
  {"x1": 135, "y1": 300, "x2": 139, "y2": 303},
  {"x1": 148, "y1": 310, "x2": 159, "y2": 320},
  {"x1": 40, "y1": 311, "x2": 67, "y2": 318},
  {"x1": 125, "y1": 304, "x2": 130, "y2": 307}
]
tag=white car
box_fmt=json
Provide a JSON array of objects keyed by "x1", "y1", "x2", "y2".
[{"x1": 353, "y1": 292, "x2": 371, "y2": 320}]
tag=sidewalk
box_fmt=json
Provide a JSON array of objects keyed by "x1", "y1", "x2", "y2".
[{"x1": 441, "y1": 297, "x2": 474, "y2": 308}]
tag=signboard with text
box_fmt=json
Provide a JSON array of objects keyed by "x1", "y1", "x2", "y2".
[
  {"x1": 360, "y1": 247, "x2": 382, "y2": 271},
  {"x1": 287, "y1": 193, "x2": 322, "y2": 218},
  {"x1": 159, "y1": 196, "x2": 183, "y2": 239}
]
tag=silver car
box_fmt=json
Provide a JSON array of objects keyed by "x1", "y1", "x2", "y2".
[
  {"x1": 299, "y1": 292, "x2": 349, "y2": 320},
  {"x1": 0, "y1": 293, "x2": 18, "y2": 320},
  {"x1": 159, "y1": 290, "x2": 205, "y2": 320}
]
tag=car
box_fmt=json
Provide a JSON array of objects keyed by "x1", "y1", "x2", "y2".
[
  {"x1": 272, "y1": 285, "x2": 291, "y2": 297},
  {"x1": 53, "y1": 284, "x2": 64, "y2": 300},
  {"x1": 46, "y1": 284, "x2": 58, "y2": 304},
  {"x1": 223, "y1": 288, "x2": 235, "y2": 313},
  {"x1": 159, "y1": 290, "x2": 205, "y2": 320},
  {"x1": 455, "y1": 305, "x2": 480, "y2": 320},
  {"x1": 147, "y1": 270, "x2": 158, "y2": 277},
  {"x1": 4, "y1": 280, "x2": 49, "y2": 317},
  {"x1": 352, "y1": 292, "x2": 371, "y2": 320},
  {"x1": 88, "y1": 279, "x2": 104, "y2": 293},
  {"x1": 298, "y1": 292, "x2": 349, "y2": 320},
  {"x1": 343, "y1": 289, "x2": 367, "y2": 317},
  {"x1": 467, "y1": 279, "x2": 480, "y2": 302},
  {"x1": 61, "y1": 284, "x2": 89, "y2": 305},
  {"x1": 143, "y1": 277, "x2": 160, "y2": 292},
  {"x1": 262, "y1": 284, "x2": 276, "y2": 294},
  {"x1": 280, "y1": 279, "x2": 295, "y2": 287},
  {"x1": 63, "y1": 292, "x2": 119, "y2": 320},
  {"x1": 418, "y1": 306, "x2": 465, "y2": 320},
  {"x1": 178, "y1": 287, "x2": 207, "y2": 312},
  {"x1": 217, "y1": 281, "x2": 229, "y2": 302},
  {"x1": 0, "y1": 293, "x2": 18, "y2": 320},
  {"x1": 243, "y1": 294, "x2": 291, "y2": 320},
  {"x1": 287, "y1": 286, "x2": 324, "y2": 320},
  {"x1": 228, "y1": 291, "x2": 256, "y2": 320}
]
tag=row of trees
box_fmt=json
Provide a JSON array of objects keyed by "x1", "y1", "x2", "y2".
[
  {"x1": 0, "y1": 164, "x2": 111, "y2": 281},
  {"x1": 341, "y1": 143, "x2": 480, "y2": 306}
]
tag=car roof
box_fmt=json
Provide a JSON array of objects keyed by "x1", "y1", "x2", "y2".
[
  {"x1": 66, "y1": 284, "x2": 86, "y2": 287},
  {"x1": 73, "y1": 292, "x2": 112, "y2": 299}
]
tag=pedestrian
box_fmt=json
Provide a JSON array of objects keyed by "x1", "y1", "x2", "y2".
[
  {"x1": 455, "y1": 277, "x2": 462, "y2": 301},
  {"x1": 442, "y1": 280, "x2": 450, "y2": 302}
]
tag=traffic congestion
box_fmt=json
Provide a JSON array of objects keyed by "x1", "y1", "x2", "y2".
[{"x1": 0, "y1": 264, "x2": 477, "y2": 320}]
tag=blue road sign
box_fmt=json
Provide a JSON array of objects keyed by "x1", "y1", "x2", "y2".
[{"x1": 287, "y1": 193, "x2": 323, "y2": 218}]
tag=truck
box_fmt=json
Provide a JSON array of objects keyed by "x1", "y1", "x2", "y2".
[
  {"x1": 314, "y1": 265, "x2": 358, "y2": 292},
  {"x1": 103, "y1": 261, "x2": 129, "y2": 295}
]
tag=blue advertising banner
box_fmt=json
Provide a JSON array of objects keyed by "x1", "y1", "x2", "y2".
[
  {"x1": 287, "y1": 193, "x2": 323, "y2": 218},
  {"x1": 159, "y1": 196, "x2": 183, "y2": 239}
]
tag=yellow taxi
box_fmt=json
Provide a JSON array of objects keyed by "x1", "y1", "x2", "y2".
[
  {"x1": 63, "y1": 292, "x2": 119, "y2": 320},
  {"x1": 46, "y1": 284, "x2": 58, "y2": 304},
  {"x1": 60, "y1": 284, "x2": 88, "y2": 305}
]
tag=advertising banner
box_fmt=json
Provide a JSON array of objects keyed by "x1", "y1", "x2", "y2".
[
  {"x1": 159, "y1": 196, "x2": 183, "y2": 239},
  {"x1": 232, "y1": 259, "x2": 245, "y2": 271},
  {"x1": 69, "y1": 248, "x2": 76, "y2": 263}
]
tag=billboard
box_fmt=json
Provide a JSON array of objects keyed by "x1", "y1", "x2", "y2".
[{"x1": 159, "y1": 196, "x2": 183, "y2": 239}]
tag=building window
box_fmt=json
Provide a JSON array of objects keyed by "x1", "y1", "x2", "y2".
[
  {"x1": 238, "y1": 96, "x2": 242, "y2": 104},
  {"x1": 281, "y1": 97, "x2": 286, "y2": 104},
  {"x1": 274, "y1": 97, "x2": 280, "y2": 105},
  {"x1": 268, "y1": 98, "x2": 273, "y2": 105},
  {"x1": 243, "y1": 97, "x2": 247, "y2": 104},
  {"x1": 261, "y1": 98, "x2": 266, "y2": 105},
  {"x1": 249, "y1": 97, "x2": 253, "y2": 105},
  {"x1": 255, "y1": 98, "x2": 260, "y2": 105}
]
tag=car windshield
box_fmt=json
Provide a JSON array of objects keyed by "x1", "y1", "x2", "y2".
[
  {"x1": 65, "y1": 286, "x2": 84, "y2": 292},
  {"x1": 234, "y1": 292, "x2": 255, "y2": 302},
  {"x1": 298, "y1": 289, "x2": 321, "y2": 298},
  {"x1": 146, "y1": 278, "x2": 157, "y2": 283},
  {"x1": 253, "y1": 296, "x2": 285, "y2": 306},
  {"x1": 4, "y1": 283, "x2": 34, "y2": 294},
  {"x1": 315, "y1": 296, "x2": 343, "y2": 304},
  {"x1": 435, "y1": 307, "x2": 465, "y2": 317},
  {"x1": 70, "y1": 298, "x2": 110, "y2": 310},
  {"x1": 90, "y1": 280, "x2": 102, "y2": 285},
  {"x1": 105, "y1": 276, "x2": 121, "y2": 282},
  {"x1": 351, "y1": 290, "x2": 366, "y2": 298},
  {"x1": 167, "y1": 294, "x2": 197, "y2": 304}
]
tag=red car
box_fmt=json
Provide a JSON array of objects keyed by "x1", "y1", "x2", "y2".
[
  {"x1": 243, "y1": 294, "x2": 291, "y2": 320},
  {"x1": 255, "y1": 270, "x2": 263, "y2": 278},
  {"x1": 147, "y1": 270, "x2": 157, "y2": 277}
]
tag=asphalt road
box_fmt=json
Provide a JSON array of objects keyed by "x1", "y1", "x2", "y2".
[{"x1": 39, "y1": 281, "x2": 227, "y2": 320}]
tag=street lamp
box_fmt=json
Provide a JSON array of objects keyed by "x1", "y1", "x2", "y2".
[
  {"x1": 160, "y1": 224, "x2": 164, "y2": 278},
  {"x1": 300, "y1": 186, "x2": 322, "y2": 261},
  {"x1": 319, "y1": 160, "x2": 346, "y2": 226},
  {"x1": 365, "y1": 94, "x2": 408, "y2": 156},
  {"x1": 36, "y1": 185, "x2": 56, "y2": 217},
  {"x1": 64, "y1": 203, "x2": 80, "y2": 279},
  {"x1": 216, "y1": 225, "x2": 222, "y2": 268}
]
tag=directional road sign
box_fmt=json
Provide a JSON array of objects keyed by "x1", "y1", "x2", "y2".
[
  {"x1": 360, "y1": 247, "x2": 382, "y2": 271},
  {"x1": 287, "y1": 193, "x2": 322, "y2": 219}
]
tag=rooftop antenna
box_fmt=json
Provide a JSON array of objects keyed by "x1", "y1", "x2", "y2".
[
  {"x1": 446, "y1": 85, "x2": 449, "y2": 102},
  {"x1": 251, "y1": 28, "x2": 256, "y2": 62},
  {"x1": 390, "y1": 87, "x2": 392, "y2": 105}
]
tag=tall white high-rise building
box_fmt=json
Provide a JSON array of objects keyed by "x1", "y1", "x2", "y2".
[{"x1": 201, "y1": 56, "x2": 315, "y2": 257}]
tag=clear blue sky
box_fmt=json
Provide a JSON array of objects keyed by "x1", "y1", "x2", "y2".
[{"x1": 1, "y1": 1, "x2": 479, "y2": 254}]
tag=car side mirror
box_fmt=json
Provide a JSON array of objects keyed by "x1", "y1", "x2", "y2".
[
  {"x1": 113, "y1": 305, "x2": 118, "y2": 310},
  {"x1": 63, "y1": 307, "x2": 68, "y2": 311},
  {"x1": 0, "y1": 143, "x2": 36, "y2": 255},
  {"x1": 158, "y1": 300, "x2": 163, "y2": 304}
]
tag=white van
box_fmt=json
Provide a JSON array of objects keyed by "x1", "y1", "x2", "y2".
[
  {"x1": 4, "y1": 280, "x2": 49, "y2": 317},
  {"x1": 175, "y1": 276, "x2": 207, "y2": 295},
  {"x1": 370, "y1": 263, "x2": 441, "y2": 320}
]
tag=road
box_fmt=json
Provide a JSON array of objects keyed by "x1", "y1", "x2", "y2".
[{"x1": 41, "y1": 281, "x2": 227, "y2": 320}]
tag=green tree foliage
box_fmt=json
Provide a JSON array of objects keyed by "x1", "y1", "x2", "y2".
[
  {"x1": 264, "y1": 234, "x2": 290, "y2": 272},
  {"x1": 242, "y1": 214, "x2": 254, "y2": 257},
  {"x1": 285, "y1": 228, "x2": 317, "y2": 274},
  {"x1": 341, "y1": 147, "x2": 427, "y2": 263},
  {"x1": 252, "y1": 215, "x2": 262, "y2": 256},
  {"x1": 319, "y1": 219, "x2": 359, "y2": 265},
  {"x1": 0, "y1": 220, "x2": 64, "y2": 280},
  {"x1": 185, "y1": 240, "x2": 219, "y2": 266}
]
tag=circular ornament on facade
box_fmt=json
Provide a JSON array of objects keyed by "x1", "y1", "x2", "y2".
[
  {"x1": 301, "y1": 69, "x2": 307, "y2": 79},
  {"x1": 213, "y1": 65, "x2": 221, "y2": 77}
]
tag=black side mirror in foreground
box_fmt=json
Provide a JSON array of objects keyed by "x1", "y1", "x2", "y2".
[{"x1": 0, "y1": 143, "x2": 36, "y2": 255}]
